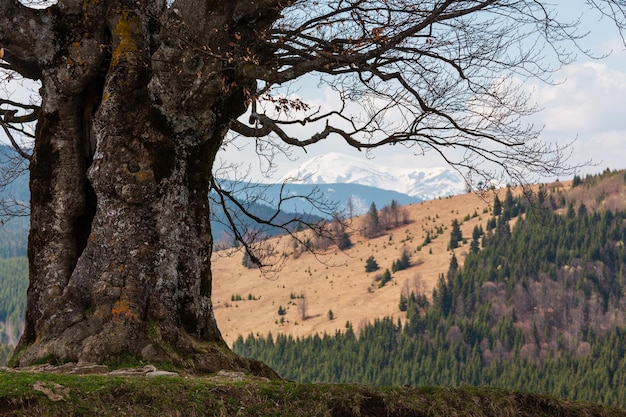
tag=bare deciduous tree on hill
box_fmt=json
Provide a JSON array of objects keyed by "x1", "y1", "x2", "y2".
[
  {"x1": 298, "y1": 295, "x2": 307, "y2": 322},
  {"x1": 0, "y1": 0, "x2": 624, "y2": 372},
  {"x1": 362, "y1": 202, "x2": 381, "y2": 238}
]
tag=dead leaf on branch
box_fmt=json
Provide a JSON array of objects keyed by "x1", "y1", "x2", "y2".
[{"x1": 260, "y1": 95, "x2": 311, "y2": 115}]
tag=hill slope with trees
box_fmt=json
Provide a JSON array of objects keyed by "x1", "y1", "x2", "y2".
[
  {"x1": 3, "y1": 169, "x2": 626, "y2": 409},
  {"x1": 234, "y1": 169, "x2": 626, "y2": 408}
]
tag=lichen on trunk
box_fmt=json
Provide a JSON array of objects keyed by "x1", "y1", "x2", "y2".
[{"x1": 11, "y1": 1, "x2": 274, "y2": 376}]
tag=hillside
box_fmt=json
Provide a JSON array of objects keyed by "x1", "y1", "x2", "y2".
[
  {"x1": 2, "y1": 170, "x2": 626, "y2": 411},
  {"x1": 214, "y1": 171, "x2": 626, "y2": 346},
  {"x1": 211, "y1": 186, "x2": 523, "y2": 345},
  {"x1": 0, "y1": 173, "x2": 500, "y2": 363},
  {"x1": 233, "y1": 169, "x2": 626, "y2": 408},
  {"x1": 2, "y1": 171, "x2": 622, "y2": 352}
]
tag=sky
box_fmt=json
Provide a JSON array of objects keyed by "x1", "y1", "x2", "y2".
[
  {"x1": 3, "y1": 2, "x2": 626, "y2": 186},
  {"x1": 217, "y1": 2, "x2": 626, "y2": 184}
]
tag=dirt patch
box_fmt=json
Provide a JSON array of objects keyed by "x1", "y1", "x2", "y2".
[{"x1": 31, "y1": 382, "x2": 69, "y2": 402}]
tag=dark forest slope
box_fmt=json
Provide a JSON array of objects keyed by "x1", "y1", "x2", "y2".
[{"x1": 235, "y1": 170, "x2": 626, "y2": 409}]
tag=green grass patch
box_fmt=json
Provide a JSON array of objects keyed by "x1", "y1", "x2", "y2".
[
  {"x1": 29, "y1": 354, "x2": 73, "y2": 367},
  {"x1": 1, "y1": 370, "x2": 625, "y2": 417}
]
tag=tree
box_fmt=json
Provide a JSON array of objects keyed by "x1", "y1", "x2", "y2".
[
  {"x1": 317, "y1": 215, "x2": 352, "y2": 250},
  {"x1": 433, "y1": 273, "x2": 453, "y2": 317},
  {"x1": 572, "y1": 175, "x2": 583, "y2": 188},
  {"x1": 378, "y1": 269, "x2": 392, "y2": 288},
  {"x1": 502, "y1": 188, "x2": 512, "y2": 220},
  {"x1": 298, "y1": 295, "x2": 308, "y2": 321},
  {"x1": 242, "y1": 249, "x2": 259, "y2": 269},
  {"x1": 392, "y1": 248, "x2": 411, "y2": 272},
  {"x1": 470, "y1": 225, "x2": 482, "y2": 254},
  {"x1": 398, "y1": 294, "x2": 408, "y2": 312},
  {"x1": 0, "y1": 0, "x2": 621, "y2": 371},
  {"x1": 365, "y1": 255, "x2": 380, "y2": 273},
  {"x1": 346, "y1": 198, "x2": 355, "y2": 219},
  {"x1": 362, "y1": 202, "x2": 381, "y2": 238},
  {"x1": 379, "y1": 204, "x2": 391, "y2": 231},
  {"x1": 389, "y1": 200, "x2": 401, "y2": 228},
  {"x1": 449, "y1": 219, "x2": 463, "y2": 249},
  {"x1": 493, "y1": 195, "x2": 503, "y2": 217}
]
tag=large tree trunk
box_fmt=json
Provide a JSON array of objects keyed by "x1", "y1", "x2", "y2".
[{"x1": 12, "y1": 1, "x2": 275, "y2": 375}]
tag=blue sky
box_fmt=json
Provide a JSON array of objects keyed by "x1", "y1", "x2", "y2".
[
  {"x1": 3, "y1": 2, "x2": 626, "y2": 185},
  {"x1": 219, "y1": 2, "x2": 626, "y2": 184}
]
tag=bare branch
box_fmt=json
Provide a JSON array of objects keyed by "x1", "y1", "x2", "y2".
[
  {"x1": 0, "y1": 96, "x2": 38, "y2": 160},
  {"x1": 209, "y1": 173, "x2": 349, "y2": 273},
  {"x1": 223, "y1": 0, "x2": 613, "y2": 194},
  {"x1": 0, "y1": 121, "x2": 32, "y2": 161}
]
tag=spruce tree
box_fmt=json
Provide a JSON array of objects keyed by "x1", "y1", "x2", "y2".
[{"x1": 365, "y1": 256, "x2": 380, "y2": 273}]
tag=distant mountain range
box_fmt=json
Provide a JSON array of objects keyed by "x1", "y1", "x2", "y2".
[
  {"x1": 0, "y1": 146, "x2": 467, "y2": 244},
  {"x1": 208, "y1": 179, "x2": 421, "y2": 245},
  {"x1": 280, "y1": 152, "x2": 466, "y2": 201},
  {"x1": 212, "y1": 153, "x2": 467, "y2": 234}
]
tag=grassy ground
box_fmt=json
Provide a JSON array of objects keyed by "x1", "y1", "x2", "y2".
[{"x1": 1, "y1": 370, "x2": 625, "y2": 417}]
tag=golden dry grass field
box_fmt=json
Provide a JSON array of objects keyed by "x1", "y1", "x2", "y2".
[{"x1": 211, "y1": 184, "x2": 557, "y2": 346}]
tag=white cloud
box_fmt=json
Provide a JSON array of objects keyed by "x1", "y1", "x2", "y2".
[
  {"x1": 223, "y1": 31, "x2": 626, "y2": 183},
  {"x1": 570, "y1": 131, "x2": 626, "y2": 174},
  {"x1": 525, "y1": 50, "x2": 626, "y2": 174},
  {"x1": 532, "y1": 62, "x2": 626, "y2": 133}
]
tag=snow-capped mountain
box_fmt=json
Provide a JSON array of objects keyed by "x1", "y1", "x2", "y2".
[{"x1": 280, "y1": 152, "x2": 466, "y2": 201}]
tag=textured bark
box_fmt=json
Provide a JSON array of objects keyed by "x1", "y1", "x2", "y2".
[
  {"x1": 8, "y1": 0, "x2": 277, "y2": 375},
  {"x1": 3, "y1": 0, "x2": 598, "y2": 374}
]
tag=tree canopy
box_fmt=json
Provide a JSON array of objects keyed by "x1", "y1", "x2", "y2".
[
  {"x1": 4, "y1": 1, "x2": 622, "y2": 185},
  {"x1": 1, "y1": 0, "x2": 625, "y2": 371}
]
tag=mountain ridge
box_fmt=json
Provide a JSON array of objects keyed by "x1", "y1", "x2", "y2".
[{"x1": 280, "y1": 152, "x2": 466, "y2": 200}]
